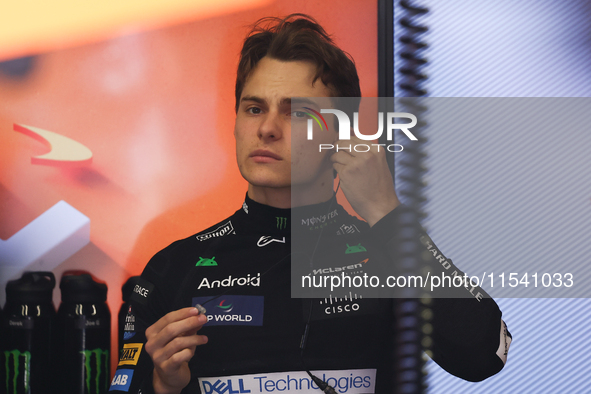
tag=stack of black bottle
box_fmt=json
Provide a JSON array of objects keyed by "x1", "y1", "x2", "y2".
[{"x1": 1, "y1": 272, "x2": 111, "y2": 394}]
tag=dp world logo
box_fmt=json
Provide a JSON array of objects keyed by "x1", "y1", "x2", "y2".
[
  {"x1": 215, "y1": 300, "x2": 234, "y2": 313},
  {"x1": 306, "y1": 108, "x2": 418, "y2": 153},
  {"x1": 192, "y1": 295, "x2": 264, "y2": 327}
]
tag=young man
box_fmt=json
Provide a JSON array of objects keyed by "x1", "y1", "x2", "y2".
[{"x1": 110, "y1": 14, "x2": 510, "y2": 394}]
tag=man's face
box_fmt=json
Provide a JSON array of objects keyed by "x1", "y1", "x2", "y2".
[{"x1": 234, "y1": 57, "x2": 335, "y2": 197}]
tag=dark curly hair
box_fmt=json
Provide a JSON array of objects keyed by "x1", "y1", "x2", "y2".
[{"x1": 235, "y1": 13, "x2": 361, "y2": 112}]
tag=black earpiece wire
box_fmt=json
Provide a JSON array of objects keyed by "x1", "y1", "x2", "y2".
[{"x1": 195, "y1": 180, "x2": 343, "y2": 392}]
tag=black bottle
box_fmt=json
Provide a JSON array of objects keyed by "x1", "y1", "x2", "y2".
[
  {"x1": 3, "y1": 271, "x2": 56, "y2": 394},
  {"x1": 118, "y1": 276, "x2": 139, "y2": 349},
  {"x1": 57, "y1": 274, "x2": 110, "y2": 394}
]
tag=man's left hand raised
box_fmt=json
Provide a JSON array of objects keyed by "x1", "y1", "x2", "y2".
[{"x1": 331, "y1": 135, "x2": 400, "y2": 227}]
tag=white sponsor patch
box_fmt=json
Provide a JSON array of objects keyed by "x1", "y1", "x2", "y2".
[
  {"x1": 197, "y1": 273, "x2": 261, "y2": 289},
  {"x1": 198, "y1": 369, "x2": 376, "y2": 394},
  {"x1": 300, "y1": 209, "x2": 338, "y2": 227},
  {"x1": 197, "y1": 221, "x2": 235, "y2": 241}
]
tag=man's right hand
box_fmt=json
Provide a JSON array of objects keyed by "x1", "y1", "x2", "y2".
[{"x1": 145, "y1": 307, "x2": 209, "y2": 394}]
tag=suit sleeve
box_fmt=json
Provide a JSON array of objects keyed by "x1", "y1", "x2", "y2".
[
  {"x1": 109, "y1": 248, "x2": 176, "y2": 393},
  {"x1": 368, "y1": 205, "x2": 512, "y2": 382}
]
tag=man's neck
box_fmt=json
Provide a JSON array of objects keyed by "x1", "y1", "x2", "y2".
[{"x1": 247, "y1": 182, "x2": 334, "y2": 209}]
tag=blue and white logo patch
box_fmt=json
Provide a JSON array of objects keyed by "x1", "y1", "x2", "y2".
[
  {"x1": 123, "y1": 332, "x2": 136, "y2": 340},
  {"x1": 198, "y1": 369, "x2": 376, "y2": 393},
  {"x1": 109, "y1": 369, "x2": 134, "y2": 391},
  {"x1": 192, "y1": 295, "x2": 264, "y2": 326}
]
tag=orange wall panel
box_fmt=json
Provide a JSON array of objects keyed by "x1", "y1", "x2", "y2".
[{"x1": 0, "y1": 0, "x2": 377, "y2": 376}]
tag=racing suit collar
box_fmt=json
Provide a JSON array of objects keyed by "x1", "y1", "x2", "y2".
[{"x1": 241, "y1": 193, "x2": 345, "y2": 234}]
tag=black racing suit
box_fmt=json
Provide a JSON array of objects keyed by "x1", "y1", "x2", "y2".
[{"x1": 109, "y1": 194, "x2": 510, "y2": 394}]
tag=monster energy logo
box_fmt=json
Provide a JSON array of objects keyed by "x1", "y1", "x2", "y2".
[
  {"x1": 81, "y1": 349, "x2": 109, "y2": 394},
  {"x1": 4, "y1": 350, "x2": 31, "y2": 394},
  {"x1": 276, "y1": 217, "x2": 287, "y2": 230}
]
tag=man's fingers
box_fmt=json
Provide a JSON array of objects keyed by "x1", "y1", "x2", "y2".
[
  {"x1": 333, "y1": 140, "x2": 356, "y2": 158},
  {"x1": 334, "y1": 135, "x2": 379, "y2": 155},
  {"x1": 146, "y1": 314, "x2": 207, "y2": 352},
  {"x1": 331, "y1": 148, "x2": 377, "y2": 172},
  {"x1": 146, "y1": 308, "x2": 208, "y2": 393},
  {"x1": 330, "y1": 150, "x2": 354, "y2": 166},
  {"x1": 332, "y1": 135, "x2": 384, "y2": 165},
  {"x1": 151, "y1": 334, "x2": 208, "y2": 366},
  {"x1": 156, "y1": 347, "x2": 198, "y2": 382},
  {"x1": 146, "y1": 307, "x2": 200, "y2": 336},
  {"x1": 167, "y1": 347, "x2": 198, "y2": 367}
]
